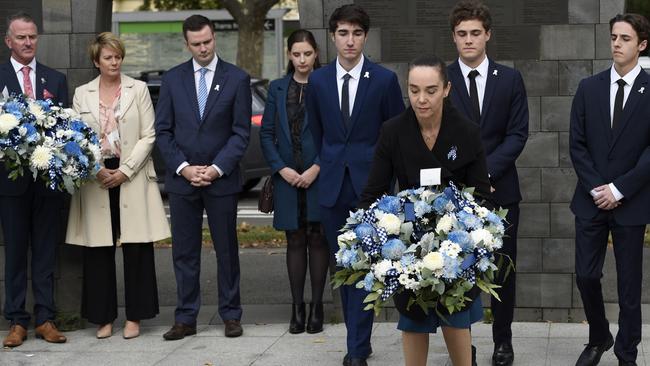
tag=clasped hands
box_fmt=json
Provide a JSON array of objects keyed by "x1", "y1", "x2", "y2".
[
  {"x1": 97, "y1": 168, "x2": 128, "y2": 189},
  {"x1": 279, "y1": 165, "x2": 319, "y2": 189},
  {"x1": 181, "y1": 165, "x2": 220, "y2": 187},
  {"x1": 591, "y1": 184, "x2": 620, "y2": 210}
]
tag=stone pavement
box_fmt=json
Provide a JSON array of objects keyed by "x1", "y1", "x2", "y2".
[{"x1": 1, "y1": 306, "x2": 648, "y2": 366}]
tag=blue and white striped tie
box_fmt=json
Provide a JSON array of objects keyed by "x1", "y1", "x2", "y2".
[{"x1": 197, "y1": 67, "x2": 208, "y2": 119}]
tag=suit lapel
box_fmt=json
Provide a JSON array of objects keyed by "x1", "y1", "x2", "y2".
[
  {"x1": 610, "y1": 70, "x2": 649, "y2": 151},
  {"x1": 347, "y1": 59, "x2": 371, "y2": 139},
  {"x1": 448, "y1": 61, "x2": 474, "y2": 122},
  {"x1": 118, "y1": 74, "x2": 136, "y2": 117},
  {"x1": 181, "y1": 60, "x2": 201, "y2": 122},
  {"x1": 480, "y1": 60, "x2": 498, "y2": 126},
  {"x1": 84, "y1": 76, "x2": 101, "y2": 127},
  {"x1": 276, "y1": 75, "x2": 291, "y2": 143},
  {"x1": 597, "y1": 72, "x2": 613, "y2": 141},
  {"x1": 0, "y1": 62, "x2": 22, "y2": 96},
  {"x1": 200, "y1": 59, "x2": 229, "y2": 123}
]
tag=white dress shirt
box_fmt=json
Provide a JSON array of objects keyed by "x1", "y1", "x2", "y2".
[
  {"x1": 10, "y1": 56, "x2": 37, "y2": 96},
  {"x1": 176, "y1": 54, "x2": 224, "y2": 177},
  {"x1": 336, "y1": 54, "x2": 364, "y2": 115},
  {"x1": 458, "y1": 56, "x2": 489, "y2": 114}
]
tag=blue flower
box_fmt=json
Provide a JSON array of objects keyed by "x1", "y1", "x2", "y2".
[
  {"x1": 400, "y1": 254, "x2": 416, "y2": 268},
  {"x1": 36, "y1": 100, "x2": 51, "y2": 111},
  {"x1": 476, "y1": 257, "x2": 492, "y2": 272},
  {"x1": 64, "y1": 141, "x2": 82, "y2": 156},
  {"x1": 339, "y1": 248, "x2": 359, "y2": 268},
  {"x1": 432, "y1": 195, "x2": 450, "y2": 214},
  {"x1": 414, "y1": 200, "x2": 432, "y2": 217},
  {"x1": 4, "y1": 101, "x2": 22, "y2": 114},
  {"x1": 362, "y1": 272, "x2": 375, "y2": 292},
  {"x1": 381, "y1": 238, "x2": 406, "y2": 260},
  {"x1": 447, "y1": 230, "x2": 473, "y2": 252},
  {"x1": 376, "y1": 195, "x2": 401, "y2": 214},
  {"x1": 70, "y1": 120, "x2": 86, "y2": 132},
  {"x1": 442, "y1": 256, "x2": 461, "y2": 280},
  {"x1": 457, "y1": 211, "x2": 482, "y2": 230},
  {"x1": 354, "y1": 222, "x2": 376, "y2": 239}
]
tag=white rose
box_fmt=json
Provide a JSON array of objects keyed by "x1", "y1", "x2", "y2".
[
  {"x1": 422, "y1": 252, "x2": 444, "y2": 271},
  {"x1": 0, "y1": 113, "x2": 19, "y2": 133},
  {"x1": 377, "y1": 213, "x2": 401, "y2": 235},
  {"x1": 470, "y1": 228, "x2": 494, "y2": 249},
  {"x1": 30, "y1": 145, "x2": 53, "y2": 170},
  {"x1": 435, "y1": 214, "x2": 456, "y2": 234},
  {"x1": 28, "y1": 103, "x2": 45, "y2": 119},
  {"x1": 373, "y1": 259, "x2": 393, "y2": 281}
]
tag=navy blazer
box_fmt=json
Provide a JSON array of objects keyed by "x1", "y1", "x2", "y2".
[
  {"x1": 448, "y1": 59, "x2": 528, "y2": 206},
  {"x1": 155, "y1": 58, "x2": 251, "y2": 196},
  {"x1": 570, "y1": 68, "x2": 650, "y2": 226},
  {"x1": 306, "y1": 57, "x2": 405, "y2": 207},
  {"x1": 259, "y1": 74, "x2": 320, "y2": 230},
  {"x1": 0, "y1": 60, "x2": 68, "y2": 196}
]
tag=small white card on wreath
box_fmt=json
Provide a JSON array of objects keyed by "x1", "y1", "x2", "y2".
[{"x1": 420, "y1": 168, "x2": 441, "y2": 186}]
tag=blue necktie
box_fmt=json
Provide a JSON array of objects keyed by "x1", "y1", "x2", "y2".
[{"x1": 198, "y1": 67, "x2": 208, "y2": 119}]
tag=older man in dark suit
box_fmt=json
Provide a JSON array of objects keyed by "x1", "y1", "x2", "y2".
[
  {"x1": 571, "y1": 13, "x2": 650, "y2": 366},
  {"x1": 0, "y1": 11, "x2": 69, "y2": 347},
  {"x1": 155, "y1": 14, "x2": 251, "y2": 341},
  {"x1": 446, "y1": 2, "x2": 529, "y2": 365}
]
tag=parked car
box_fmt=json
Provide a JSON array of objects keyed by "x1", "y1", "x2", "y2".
[{"x1": 136, "y1": 70, "x2": 271, "y2": 192}]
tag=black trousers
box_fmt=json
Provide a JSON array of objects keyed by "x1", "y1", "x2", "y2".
[
  {"x1": 575, "y1": 211, "x2": 644, "y2": 363},
  {"x1": 81, "y1": 158, "x2": 159, "y2": 325},
  {"x1": 492, "y1": 203, "x2": 519, "y2": 344}
]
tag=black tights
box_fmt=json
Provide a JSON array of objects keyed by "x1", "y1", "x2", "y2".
[{"x1": 285, "y1": 223, "x2": 328, "y2": 304}]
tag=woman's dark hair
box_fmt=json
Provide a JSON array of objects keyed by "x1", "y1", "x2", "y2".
[
  {"x1": 609, "y1": 13, "x2": 650, "y2": 46},
  {"x1": 182, "y1": 14, "x2": 215, "y2": 40},
  {"x1": 409, "y1": 55, "x2": 449, "y2": 85},
  {"x1": 449, "y1": 0, "x2": 492, "y2": 32},
  {"x1": 328, "y1": 4, "x2": 370, "y2": 34},
  {"x1": 286, "y1": 29, "x2": 321, "y2": 74}
]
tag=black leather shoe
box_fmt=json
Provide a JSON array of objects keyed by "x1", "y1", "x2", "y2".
[
  {"x1": 492, "y1": 342, "x2": 514, "y2": 366},
  {"x1": 163, "y1": 323, "x2": 196, "y2": 341},
  {"x1": 575, "y1": 334, "x2": 614, "y2": 366},
  {"x1": 306, "y1": 302, "x2": 324, "y2": 334},
  {"x1": 224, "y1": 319, "x2": 243, "y2": 337},
  {"x1": 618, "y1": 360, "x2": 637, "y2": 366},
  {"x1": 343, "y1": 356, "x2": 367, "y2": 366},
  {"x1": 472, "y1": 344, "x2": 477, "y2": 366},
  {"x1": 289, "y1": 303, "x2": 306, "y2": 334}
]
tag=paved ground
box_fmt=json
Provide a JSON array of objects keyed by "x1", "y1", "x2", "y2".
[{"x1": 2, "y1": 306, "x2": 648, "y2": 366}]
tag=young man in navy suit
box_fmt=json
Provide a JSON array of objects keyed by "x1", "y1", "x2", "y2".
[
  {"x1": 570, "y1": 13, "x2": 650, "y2": 366},
  {"x1": 306, "y1": 5, "x2": 404, "y2": 366},
  {"x1": 447, "y1": 2, "x2": 529, "y2": 365},
  {"x1": 0, "y1": 12, "x2": 69, "y2": 347},
  {"x1": 155, "y1": 14, "x2": 251, "y2": 341}
]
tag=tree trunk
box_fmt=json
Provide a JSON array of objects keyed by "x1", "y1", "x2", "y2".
[{"x1": 235, "y1": 9, "x2": 266, "y2": 77}]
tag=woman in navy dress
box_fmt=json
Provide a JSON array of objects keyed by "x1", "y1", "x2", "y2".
[
  {"x1": 360, "y1": 56, "x2": 491, "y2": 366},
  {"x1": 259, "y1": 30, "x2": 329, "y2": 334}
]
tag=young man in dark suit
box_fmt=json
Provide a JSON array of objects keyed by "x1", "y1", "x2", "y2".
[
  {"x1": 306, "y1": 5, "x2": 404, "y2": 366},
  {"x1": 570, "y1": 13, "x2": 650, "y2": 366},
  {"x1": 0, "y1": 12, "x2": 69, "y2": 347},
  {"x1": 446, "y1": 2, "x2": 529, "y2": 365},
  {"x1": 155, "y1": 14, "x2": 251, "y2": 341}
]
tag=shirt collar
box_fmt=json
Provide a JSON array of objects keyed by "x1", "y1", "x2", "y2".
[
  {"x1": 10, "y1": 56, "x2": 37, "y2": 73},
  {"x1": 336, "y1": 54, "x2": 364, "y2": 80},
  {"x1": 610, "y1": 63, "x2": 642, "y2": 87},
  {"x1": 458, "y1": 56, "x2": 489, "y2": 79},
  {"x1": 192, "y1": 54, "x2": 219, "y2": 73}
]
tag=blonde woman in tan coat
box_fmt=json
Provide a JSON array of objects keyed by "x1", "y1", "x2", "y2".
[{"x1": 66, "y1": 32, "x2": 170, "y2": 340}]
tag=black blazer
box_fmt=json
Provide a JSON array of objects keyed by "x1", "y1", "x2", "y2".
[{"x1": 360, "y1": 103, "x2": 491, "y2": 207}]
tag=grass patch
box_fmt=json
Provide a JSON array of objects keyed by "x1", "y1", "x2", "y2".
[{"x1": 155, "y1": 222, "x2": 286, "y2": 248}]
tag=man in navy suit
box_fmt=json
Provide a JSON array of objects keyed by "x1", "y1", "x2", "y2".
[
  {"x1": 447, "y1": 2, "x2": 529, "y2": 365},
  {"x1": 306, "y1": 5, "x2": 404, "y2": 366},
  {"x1": 571, "y1": 13, "x2": 650, "y2": 366},
  {"x1": 155, "y1": 14, "x2": 251, "y2": 341},
  {"x1": 0, "y1": 12, "x2": 69, "y2": 347}
]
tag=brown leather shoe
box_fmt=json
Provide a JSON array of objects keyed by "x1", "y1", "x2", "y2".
[
  {"x1": 3, "y1": 324, "x2": 27, "y2": 347},
  {"x1": 224, "y1": 319, "x2": 243, "y2": 337},
  {"x1": 162, "y1": 323, "x2": 196, "y2": 341},
  {"x1": 35, "y1": 321, "x2": 67, "y2": 343}
]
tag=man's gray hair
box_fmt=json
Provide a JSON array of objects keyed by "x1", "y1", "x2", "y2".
[{"x1": 6, "y1": 11, "x2": 37, "y2": 36}]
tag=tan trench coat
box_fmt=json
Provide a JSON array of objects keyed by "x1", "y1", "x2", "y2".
[{"x1": 66, "y1": 74, "x2": 170, "y2": 247}]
